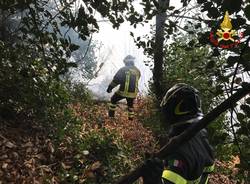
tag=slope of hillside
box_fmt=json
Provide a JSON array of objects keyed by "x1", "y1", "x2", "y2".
[
  {"x1": 0, "y1": 99, "x2": 242, "y2": 183},
  {"x1": 0, "y1": 100, "x2": 157, "y2": 183}
]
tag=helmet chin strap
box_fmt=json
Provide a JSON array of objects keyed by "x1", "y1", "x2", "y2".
[{"x1": 172, "y1": 113, "x2": 204, "y2": 127}]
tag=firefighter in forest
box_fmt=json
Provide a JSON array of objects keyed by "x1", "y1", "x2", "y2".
[
  {"x1": 142, "y1": 83, "x2": 215, "y2": 184},
  {"x1": 106, "y1": 55, "x2": 141, "y2": 120}
]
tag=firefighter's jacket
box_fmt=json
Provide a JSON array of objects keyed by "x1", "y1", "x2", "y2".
[
  {"x1": 161, "y1": 121, "x2": 215, "y2": 184},
  {"x1": 108, "y1": 65, "x2": 141, "y2": 98}
]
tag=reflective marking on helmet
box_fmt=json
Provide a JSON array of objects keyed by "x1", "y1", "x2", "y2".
[
  {"x1": 174, "y1": 100, "x2": 190, "y2": 115},
  {"x1": 160, "y1": 86, "x2": 186, "y2": 107}
]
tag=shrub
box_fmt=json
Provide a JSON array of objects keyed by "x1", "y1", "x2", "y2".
[{"x1": 53, "y1": 126, "x2": 134, "y2": 184}]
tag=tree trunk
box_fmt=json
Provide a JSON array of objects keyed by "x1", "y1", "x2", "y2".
[
  {"x1": 0, "y1": 10, "x2": 6, "y2": 41},
  {"x1": 153, "y1": 0, "x2": 169, "y2": 101}
]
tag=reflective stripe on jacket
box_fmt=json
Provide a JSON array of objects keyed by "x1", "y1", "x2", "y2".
[
  {"x1": 109, "y1": 65, "x2": 140, "y2": 98},
  {"x1": 160, "y1": 121, "x2": 215, "y2": 184},
  {"x1": 162, "y1": 164, "x2": 215, "y2": 184}
]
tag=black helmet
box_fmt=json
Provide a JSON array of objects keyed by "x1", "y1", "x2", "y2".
[
  {"x1": 160, "y1": 83, "x2": 202, "y2": 124},
  {"x1": 123, "y1": 55, "x2": 135, "y2": 66}
]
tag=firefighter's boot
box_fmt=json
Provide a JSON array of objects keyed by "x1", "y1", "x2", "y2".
[
  {"x1": 128, "y1": 107, "x2": 134, "y2": 120},
  {"x1": 108, "y1": 103, "x2": 116, "y2": 118}
]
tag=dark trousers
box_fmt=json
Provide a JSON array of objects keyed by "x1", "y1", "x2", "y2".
[{"x1": 108, "y1": 93, "x2": 135, "y2": 120}]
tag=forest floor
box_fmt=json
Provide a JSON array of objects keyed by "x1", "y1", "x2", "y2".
[{"x1": 0, "y1": 100, "x2": 242, "y2": 183}]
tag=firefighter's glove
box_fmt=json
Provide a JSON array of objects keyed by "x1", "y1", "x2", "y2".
[
  {"x1": 141, "y1": 157, "x2": 164, "y2": 184},
  {"x1": 106, "y1": 86, "x2": 112, "y2": 93}
]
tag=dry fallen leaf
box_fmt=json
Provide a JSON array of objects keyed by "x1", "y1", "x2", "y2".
[
  {"x1": 82, "y1": 150, "x2": 89, "y2": 155},
  {"x1": 47, "y1": 140, "x2": 55, "y2": 153},
  {"x1": 39, "y1": 165, "x2": 52, "y2": 173},
  {"x1": 0, "y1": 100, "x2": 243, "y2": 184},
  {"x1": 24, "y1": 158, "x2": 35, "y2": 169},
  {"x1": 5, "y1": 141, "x2": 16, "y2": 148},
  {"x1": 0, "y1": 154, "x2": 8, "y2": 159},
  {"x1": 51, "y1": 176, "x2": 59, "y2": 184},
  {"x1": 12, "y1": 152, "x2": 19, "y2": 159},
  {"x1": 84, "y1": 170, "x2": 95, "y2": 178},
  {"x1": 2, "y1": 163, "x2": 8, "y2": 169},
  {"x1": 34, "y1": 153, "x2": 45, "y2": 160},
  {"x1": 22, "y1": 141, "x2": 33, "y2": 148},
  {"x1": 91, "y1": 161, "x2": 101, "y2": 171},
  {"x1": 61, "y1": 162, "x2": 72, "y2": 170}
]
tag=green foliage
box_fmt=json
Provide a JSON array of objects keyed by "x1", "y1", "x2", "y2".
[
  {"x1": 149, "y1": 34, "x2": 227, "y2": 113},
  {"x1": 39, "y1": 99, "x2": 139, "y2": 183},
  {"x1": 147, "y1": 32, "x2": 248, "y2": 173},
  {"x1": 81, "y1": 128, "x2": 134, "y2": 181},
  {"x1": 207, "y1": 113, "x2": 235, "y2": 161},
  {"x1": 0, "y1": 0, "x2": 100, "y2": 124},
  {"x1": 0, "y1": 0, "x2": 159, "y2": 124},
  {"x1": 0, "y1": 42, "x2": 69, "y2": 122},
  {"x1": 154, "y1": 32, "x2": 249, "y2": 178},
  {"x1": 67, "y1": 82, "x2": 93, "y2": 104},
  {"x1": 50, "y1": 108, "x2": 82, "y2": 143},
  {"x1": 136, "y1": 96, "x2": 169, "y2": 147},
  {"x1": 139, "y1": 0, "x2": 250, "y2": 180},
  {"x1": 61, "y1": 27, "x2": 98, "y2": 80},
  {"x1": 54, "y1": 124, "x2": 134, "y2": 184},
  {"x1": 245, "y1": 5, "x2": 250, "y2": 20},
  {"x1": 1, "y1": 0, "x2": 250, "y2": 182}
]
